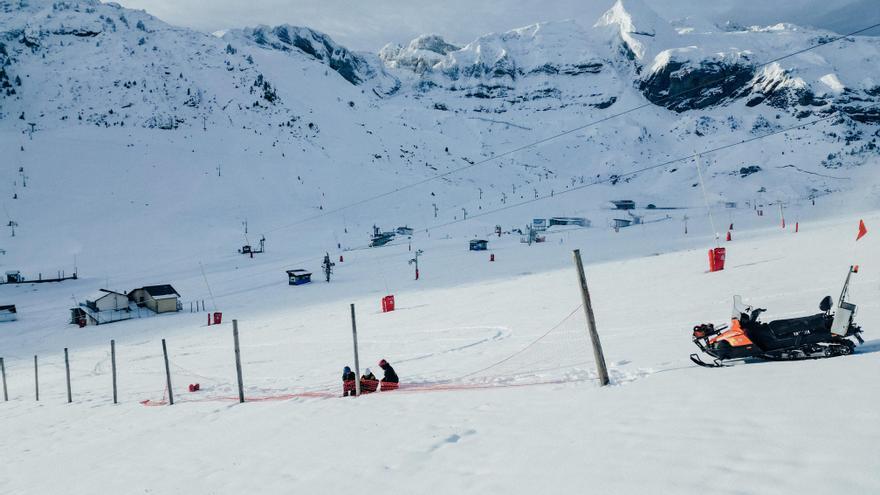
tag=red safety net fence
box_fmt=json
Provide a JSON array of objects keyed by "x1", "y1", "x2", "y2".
[{"x1": 140, "y1": 304, "x2": 599, "y2": 406}]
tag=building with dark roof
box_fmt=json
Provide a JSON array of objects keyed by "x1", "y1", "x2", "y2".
[{"x1": 128, "y1": 284, "x2": 181, "y2": 313}]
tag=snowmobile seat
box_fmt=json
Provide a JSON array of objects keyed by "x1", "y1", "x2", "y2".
[{"x1": 765, "y1": 314, "x2": 829, "y2": 338}]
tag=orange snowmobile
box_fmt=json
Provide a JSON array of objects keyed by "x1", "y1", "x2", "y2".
[{"x1": 691, "y1": 266, "x2": 864, "y2": 368}]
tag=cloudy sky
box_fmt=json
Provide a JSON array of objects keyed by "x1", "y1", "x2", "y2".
[{"x1": 112, "y1": 0, "x2": 875, "y2": 51}]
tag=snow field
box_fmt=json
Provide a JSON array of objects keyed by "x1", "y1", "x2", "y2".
[{"x1": 0, "y1": 208, "x2": 878, "y2": 494}]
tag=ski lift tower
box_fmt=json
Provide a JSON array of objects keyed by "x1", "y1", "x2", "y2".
[
  {"x1": 408, "y1": 249, "x2": 423, "y2": 280},
  {"x1": 322, "y1": 252, "x2": 336, "y2": 282}
]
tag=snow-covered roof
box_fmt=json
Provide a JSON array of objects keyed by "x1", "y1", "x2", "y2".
[
  {"x1": 139, "y1": 285, "x2": 180, "y2": 298},
  {"x1": 87, "y1": 289, "x2": 126, "y2": 303}
]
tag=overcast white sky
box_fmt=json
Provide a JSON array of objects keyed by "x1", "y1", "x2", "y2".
[{"x1": 112, "y1": 0, "x2": 877, "y2": 51}]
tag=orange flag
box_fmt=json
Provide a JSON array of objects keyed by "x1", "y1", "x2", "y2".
[{"x1": 857, "y1": 219, "x2": 868, "y2": 241}]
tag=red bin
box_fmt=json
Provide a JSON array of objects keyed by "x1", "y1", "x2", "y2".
[
  {"x1": 708, "y1": 248, "x2": 726, "y2": 272},
  {"x1": 213, "y1": 312, "x2": 222, "y2": 325},
  {"x1": 382, "y1": 295, "x2": 395, "y2": 313}
]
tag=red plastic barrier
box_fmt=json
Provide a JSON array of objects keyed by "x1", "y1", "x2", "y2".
[
  {"x1": 382, "y1": 295, "x2": 395, "y2": 313},
  {"x1": 708, "y1": 247, "x2": 726, "y2": 272},
  {"x1": 380, "y1": 381, "x2": 400, "y2": 392},
  {"x1": 188, "y1": 383, "x2": 200, "y2": 392},
  {"x1": 213, "y1": 312, "x2": 222, "y2": 325}
]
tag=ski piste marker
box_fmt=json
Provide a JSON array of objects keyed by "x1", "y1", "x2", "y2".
[{"x1": 857, "y1": 219, "x2": 867, "y2": 241}]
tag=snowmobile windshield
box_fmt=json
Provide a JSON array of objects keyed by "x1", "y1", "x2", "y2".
[{"x1": 732, "y1": 295, "x2": 751, "y2": 319}]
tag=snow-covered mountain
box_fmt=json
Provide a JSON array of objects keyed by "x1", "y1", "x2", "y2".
[{"x1": 0, "y1": 0, "x2": 878, "y2": 275}]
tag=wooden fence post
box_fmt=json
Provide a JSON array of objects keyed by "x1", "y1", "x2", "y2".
[
  {"x1": 111, "y1": 340, "x2": 118, "y2": 404},
  {"x1": 64, "y1": 348, "x2": 72, "y2": 403},
  {"x1": 162, "y1": 339, "x2": 174, "y2": 405},
  {"x1": 34, "y1": 355, "x2": 39, "y2": 401},
  {"x1": 573, "y1": 249, "x2": 610, "y2": 386},
  {"x1": 232, "y1": 320, "x2": 244, "y2": 403},
  {"x1": 1, "y1": 357, "x2": 7, "y2": 401},
  {"x1": 350, "y1": 304, "x2": 361, "y2": 397}
]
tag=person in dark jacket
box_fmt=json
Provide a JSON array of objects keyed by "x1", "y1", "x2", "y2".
[
  {"x1": 378, "y1": 359, "x2": 399, "y2": 391},
  {"x1": 342, "y1": 366, "x2": 356, "y2": 397},
  {"x1": 360, "y1": 367, "x2": 378, "y2": 393}
]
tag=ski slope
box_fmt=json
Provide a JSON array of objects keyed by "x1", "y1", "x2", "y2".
[{"x1": 0, "y1": 206, "x2": 877, "y2": 494}]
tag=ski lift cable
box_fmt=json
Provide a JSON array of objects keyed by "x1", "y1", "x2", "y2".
[
  {"x1": 198, "y1": 261, "x2": 218, "y2": 311},
  {"x1": 422, "y1": 112, "x2": 840, "y2": 232},
  {"x1": 694, "y1": 154, "x2": 720, "y2": 246},
  {"x1": 260, "y1": 22, "x2": 880, "y2": 235}
]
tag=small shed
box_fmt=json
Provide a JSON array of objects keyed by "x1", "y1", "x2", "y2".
[
  {"x1": 469, "y1": 239, "x2": 489, "y2": 251},
  {"x1": 129, "y1": 285, "x2": 181, "y2": 313},
  {"x1": 532, "y1": 218, "x2": 548, "y2": 232},
  {"x1": 286, "y1": 269, "x2": 312, "y2": 285},
  {"x1": 611, "y1": 200, "x2": 636, "y2": 210},
  {"x1": 5, "y1": 271, "x2": 23, "y2": 283},
  {"x1": 549, "y1": 217, "x2": 590, "y2": 227},
  {"x1": 613, "y1": 218, "x2": 633, "y2": 229},
  {"x1": 370, "y1": 233, "x2": 394, "y2": 247},
  {"x1": 0, "y1": 304, "x2": 16, "y2": 322}
]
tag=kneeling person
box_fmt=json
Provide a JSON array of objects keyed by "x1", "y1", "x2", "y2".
[
  {"x1": 378, "y1": 359, "x2": 399, "y2": 391},
  {"x1": 360, "y1": 368, "x2": 378, "y2": 393}
]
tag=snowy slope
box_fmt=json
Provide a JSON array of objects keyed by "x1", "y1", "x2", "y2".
[{"x1": 0, "y1": 208, "x2": 878, "y2": 494}]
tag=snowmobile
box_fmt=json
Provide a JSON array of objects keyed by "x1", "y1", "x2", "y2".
[{"x1": 690, "y1": 265, "x2": 864, "y2": 368}]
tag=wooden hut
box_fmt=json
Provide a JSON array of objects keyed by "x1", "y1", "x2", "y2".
[{"x1": 286, "y1": 269, "x2": 312, "y2": 285}]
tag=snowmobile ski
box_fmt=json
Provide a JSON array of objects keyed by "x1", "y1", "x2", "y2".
[{"x1": 689, "y1": 353, "x2": 724, "y2": 368}]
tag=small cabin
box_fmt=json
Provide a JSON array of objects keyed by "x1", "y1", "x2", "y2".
[
  {"x1": 613, "y1": 218, "x2": 633, "y2": 229},
  {"x1": 611, "y1": 200, "x2": 636, "y2": 210},
  {"x1": 532, "y1": 218, "x2": 548, "y2": 232},
  {"x1": 128, "y1": 285, "x2": 181, "y2": 313},
  {"x1": 5, "y1": 270, "x2": 23, "y2": 283},
  {"x1": 0, "y1": 304, "x2": 16, "y2": 322},
  {"x1": 549, "y1": 217, "x2": 589, "y2": 227},
  {"x1": 287, "y1": 269, "x2": 312, "y2": 286},
  {"x1": 370, "y1": 233, "x2": 394, "y2": 247},
  {"x1": 469, "y1": 239, "x2": 489, "y2": 251}
]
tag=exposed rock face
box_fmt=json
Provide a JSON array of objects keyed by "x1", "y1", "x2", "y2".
[
  {"x1": 379, "y1": 35, "x2": 460, "y2": 73},
  {"x1": 639, "y1": 60, "x2": 756, "y2": 112},
  {"x1": 238, "y1": 25, "x2": 373, "y2": 85}
]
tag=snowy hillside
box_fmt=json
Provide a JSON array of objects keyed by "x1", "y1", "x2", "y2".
[{"x1": 0, "y1": 206, "x2": 878, "y2": 494}]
